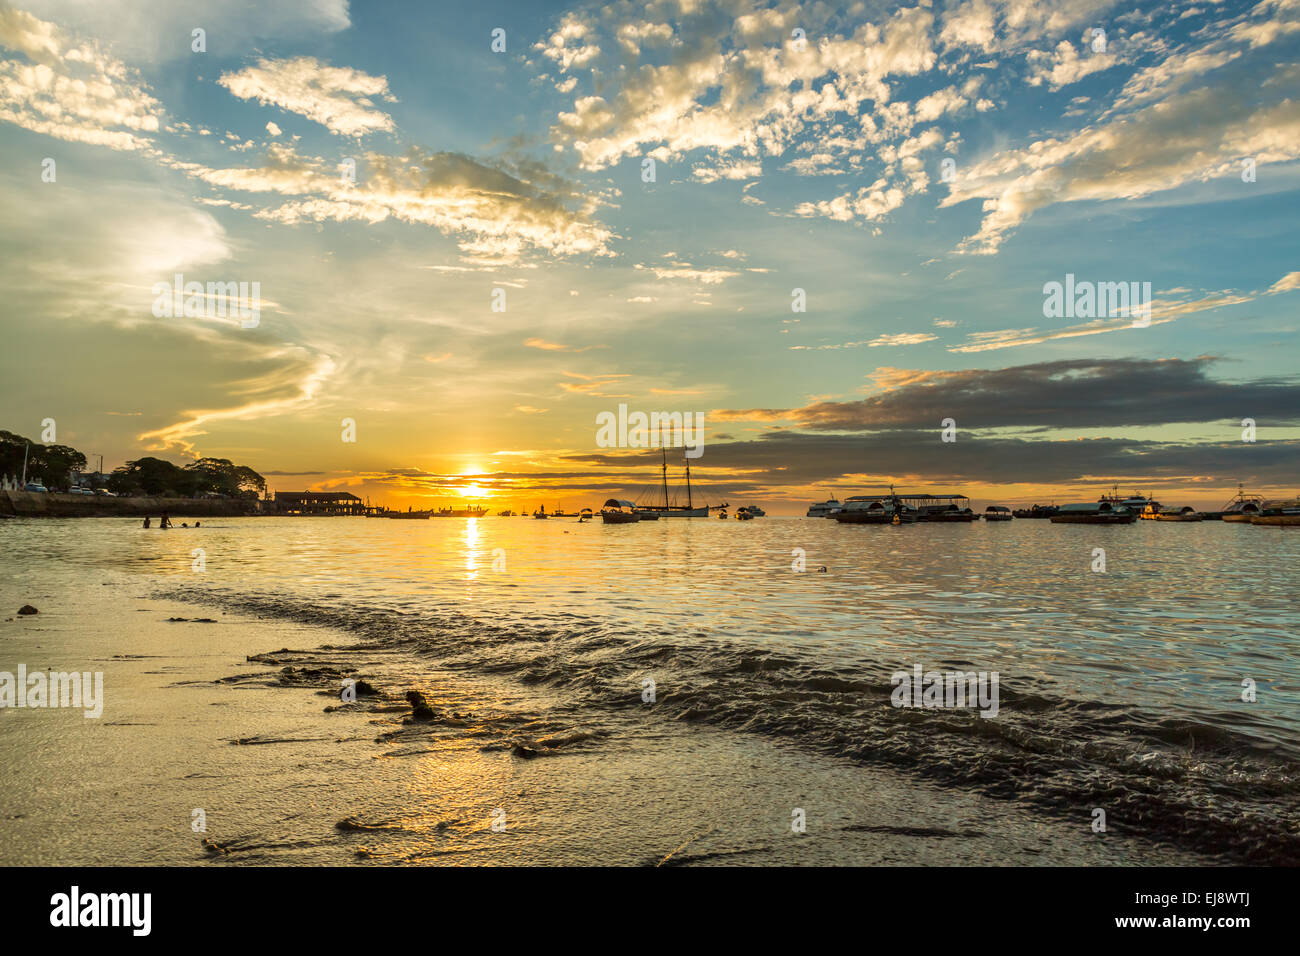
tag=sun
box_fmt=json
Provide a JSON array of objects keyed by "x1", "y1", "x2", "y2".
[{"x1": 460, "y1": 463, "x2": 489, "y2": 499}]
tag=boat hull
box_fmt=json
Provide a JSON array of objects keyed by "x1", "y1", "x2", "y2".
[
  {"x1": 982, "y1": 514, "x2": 1013, "y2": 521},
  {"x1": 601, "y1": 512, "x2": 640, "y2": 524},
  {"x1": 1250, "y1": 514, "x2": 1300, "y2": 526},
  {"x1": 835, "y1": 512, "x2": 893, "y2": 524},
  {"x1": 1221, "y1": 514, "x2": 1255, "y2": 522},
  {"x1": 635, "y1": 507, "x2": 708, "y2": 518},
  {"x1": 1050, "y1": 514, "x2": 1136, "y2": 524}
]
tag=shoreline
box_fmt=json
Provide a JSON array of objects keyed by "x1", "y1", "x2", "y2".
[
  {"x1": 1, "y1": 490, "x2": 261, "y2": 519},
  {"x1": 0, "y1": 572, "x2": 1211, "y2": 866}
]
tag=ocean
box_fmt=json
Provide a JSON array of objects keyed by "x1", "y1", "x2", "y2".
[{"x1": 1, "y1": 515, "x2": 1297, "y2": 865}]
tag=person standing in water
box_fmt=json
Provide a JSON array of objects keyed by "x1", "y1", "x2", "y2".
[
  {"x1": 143, "y1": 517, "x2": 151, "y2": 528},
  {"x1": 160, "y1": 512, "x2": 172, "y2": 529}
]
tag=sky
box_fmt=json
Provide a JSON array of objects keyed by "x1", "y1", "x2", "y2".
[{"x1": 1, "y1": 0, "x2": 1297, "y2": 513}]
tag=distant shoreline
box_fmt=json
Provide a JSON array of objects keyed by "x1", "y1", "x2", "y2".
[{"x1": 1, "y1": 489, "x2": 261, "y2": 519}]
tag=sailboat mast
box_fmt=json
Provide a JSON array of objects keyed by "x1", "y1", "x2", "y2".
[
  {"x1": 685, "y1": 453, "x2": 693, "y2": 510},
  {"x1": 661, "y1": 428, "x2": 669, "y2": 510}
]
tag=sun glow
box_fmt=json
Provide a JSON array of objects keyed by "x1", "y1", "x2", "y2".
[{"x1": 460, "y1": 463, "x2": 490, "y2": 499}]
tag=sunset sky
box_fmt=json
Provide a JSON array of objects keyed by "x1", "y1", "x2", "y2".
[{"x1": 1, "y1": 0, "x2": 1298, "y2": 512}]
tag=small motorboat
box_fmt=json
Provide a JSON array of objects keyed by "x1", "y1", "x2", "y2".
[
  {"x1": 532, "y1": 505, "x2": 548, "y2": 519},
  {"x1": 736, "y1": 507, "x2": 755, "y2": 520},
  {"x1": 983, "y1": 505, "x2": 1013, "y2": 521},
  {"x1": 600, "y1": 499, "x2": 641, "y2": 524},
  {"x1": 578, "y1": 508, "x2": 593, "y2": 522}
]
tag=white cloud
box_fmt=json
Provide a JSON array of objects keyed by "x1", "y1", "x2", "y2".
[
  {"x1": 0, "y1": 4, "x2": 162, "y2": 150},
  {"x1": 218, "y1": 56, "x2": 396, "y2": 137},
  {"x1": 1266, "y1": 271, "x2": 1300, "y2": 295}
]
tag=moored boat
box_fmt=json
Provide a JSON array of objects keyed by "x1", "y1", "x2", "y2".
[
  {"x1": 1153, "y1": 506, "x2": 1203, "y2": 521},
  {"x1": 735, "y1": 507, "x2": 755, "y2": 520},
  {"x1": 578, "y1": 508, "x2": 593, "y2": 522},
  {"x1": 1250, "y1": 498, "x2": 1300, "y2": 526},
  {"x1": 806, "y1": 497, "x2": 842, "y2": 517},
  {"x1": 600, "y1": 499, "x2": 641, "y2": 523},
  {"x1": 1049, "y1": 502, "x2": 1136, "y2": 524},
  {"x1": 1217, "y1": 484, "x2": 1265, "y2": 522},
  {"x1": 983, "y1": 506, "x2": 1013, "y2": 521},
  {"x1": 1012, "y1": 504, "x2": 1058, "y2": 518}
]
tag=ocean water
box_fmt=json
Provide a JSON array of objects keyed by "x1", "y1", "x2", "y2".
[{"x1": 3, "y1": 514, "x2": 1298, "y2": 864}]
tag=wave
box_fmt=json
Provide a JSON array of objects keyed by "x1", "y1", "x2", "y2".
[{"x1": 162, "y1": 584, "x2": 1300, "y2": 865}]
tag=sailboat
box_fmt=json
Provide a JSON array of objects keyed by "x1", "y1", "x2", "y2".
[{"x1": 633, "y1": 445, "x2": 719, "y2": 518}]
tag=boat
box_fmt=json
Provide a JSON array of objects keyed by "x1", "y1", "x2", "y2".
[
  {"x1": 717, "y1": 508, "x2": 728, "y2": 519},
  {"x1": 735, "y1": 507, "x2": 755, "y2": 520},
  {"x1": 633, "y1": 447, "x2": 719, "y2": 517},
  {"x1": 496, "y1": 510, "x2": 515, "y2": 517},
  {"x1": 1100, "y1": 487, "x2": 1159, "y2": 515},
  {"x1": 552, "y1": 508, "x2": 569, "y2": 518},
  {"x1": 834, "y1": 490, "x2": 973, "y2": 522},
  {"x1": 578, "y1": 508, "x2": 593, "y2": 522},
  {"x1": 600, "y1": 499, "x2": 641, "y2": 524},
  {"x1": 1153, "y1": 506, "x2": 1203, "y2": 521},
  {"x1": 433, "y1": 504, "x2": 489, "y2": 517},
  {"x1": 532, "y1": 505, "x2": 548, "y2": 519},
  {"x1": 386, "y1": 508, "x2": 431, "y2": 519},
  {"x1": 744, "y1": 505, "x2": 766, "y2": 517},
  {"x1": 1012, "y1": 504, "x2": 1058, "y2": 518},
  {"x1": 1250, "y1": 498, "x2": 1300, "y2": 526},
  {"x1": 806, "y1": 497, "x2": 842, "y2": 518},
  {"x1": 982, "y1": 506, "x2": 1013, "y2": 521},
  {"x1": 1215, "y1": 484, "x2": 1265, "y2": 522},
  {"x1": 1049, "y1": 502, "x2": 1137, "y2": 524},
  {"x1": 835, "y1": 495, "x2": 919, "y2": 524},
  {"x1": 922, "y1": 504, "x2": 977, "y2": 522}
]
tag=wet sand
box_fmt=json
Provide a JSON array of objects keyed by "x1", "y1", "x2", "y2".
[{"x1": 0, "y1": 564, "x2": 1206, "y2": 866}]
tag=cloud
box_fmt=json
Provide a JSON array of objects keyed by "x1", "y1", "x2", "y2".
[
  {"x1": 20, "y1": 0, "x2": 350, "y2": 62},
  {"x1": 713, "y1": 357, "x2": 1300, "y2": 431},
  {"x1": 1267, "y1": 271, "x2": 1300, "y2": 295},
  {"x1": 947, "y1": 290, "x2": 1254, "y2": 352},
  {"x1": 170, "y1": 146, "x2": 614, "y2": 261},
  {"x1": 218, "y1": 56, "x2": 396, "y2": 137},
  {"x1": 634, "y1": 262, "x2": 738, "y2": 284},
  {"x1": 943, "y1": 28, "x2": 1300, "y2": 253},
  {"x1": 870, "y1": 333, "x2": 939, "y2": 347},
  {"x1": 0, "y1": 4, "x2": 162, "y2": 150}
]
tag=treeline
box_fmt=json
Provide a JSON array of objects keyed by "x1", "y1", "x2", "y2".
[
  {"x1": 1, "y1": 429, "x2": 264, "y2": 498},
  {"x1": 105, "y1": 457, "x2": 266, "y2": 499},
  {"x1": 0, "y1": 430, "x2": 86, "y2": 491}
]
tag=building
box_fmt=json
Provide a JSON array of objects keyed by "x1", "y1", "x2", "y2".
[{"x1": 273, "y1": 491, "x2": 364, "y2": 516}]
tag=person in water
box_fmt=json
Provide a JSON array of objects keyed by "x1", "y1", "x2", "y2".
[
  {"x1": 143, "y1": 517, "x2": 150, "y2": 529},
  {"x1": 160, "y1": 513, "x2": 172, "y2": 529},
  {"x1": 194, "y1": 521, "x2": 201, "y2": 528}
]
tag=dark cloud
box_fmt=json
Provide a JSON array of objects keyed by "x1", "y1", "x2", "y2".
[
  {"x1": 715, "y1": 358, "x2": 1300, "y2": 430},
  {"x1": 561, "y1": 433, "x2": 1300, "y2": 492}
]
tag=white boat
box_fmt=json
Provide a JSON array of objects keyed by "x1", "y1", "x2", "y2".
[{"x1": 806, "y1": 498, "x2": 841, "y2": 517}]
